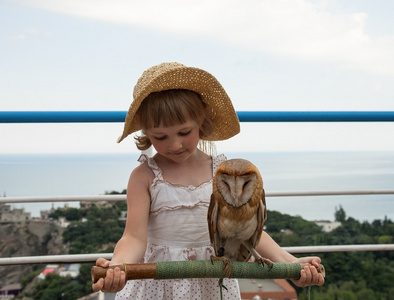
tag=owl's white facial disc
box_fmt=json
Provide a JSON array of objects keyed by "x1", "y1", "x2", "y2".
[{"x1": 217, "y1": 173, "x2": 257, "y2": 207}]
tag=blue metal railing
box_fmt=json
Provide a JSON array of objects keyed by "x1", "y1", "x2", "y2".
[
  {"x1": 1, "y1": 111, "x2": 394, "y2": 123},
  {"x1": 1, "y1": 110, "x2": 393, "y2": 266}
]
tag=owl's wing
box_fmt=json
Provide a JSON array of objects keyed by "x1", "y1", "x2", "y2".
[
  {"x1": 207, "y1": 193, "x2": 220, "y2": 254},
  {"x1": 250, "y1": 189, "x2": 267, "y2": 248}
]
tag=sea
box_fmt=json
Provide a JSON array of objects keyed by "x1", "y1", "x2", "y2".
[{"x1": 0, "y1": 151, "x2": 393, "y2": 223}]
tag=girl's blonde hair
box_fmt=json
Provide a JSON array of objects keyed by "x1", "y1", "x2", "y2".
[{"x1": 134, "y1": 89, "x2": 216, "y2": 154}]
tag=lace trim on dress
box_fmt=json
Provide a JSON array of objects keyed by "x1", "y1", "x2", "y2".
[
  {"x1": 138, "y1": 154, "x2": 212, "y2": 190},
  {"x1": 137, "y1": 154, "x2": 227, "y2": 214},
  {"x1": 138, "y1": 154, "x2": 226, "y2": 190},
  {"x1": 150, "y1": 202, "x2": 210, "y2": 216}
]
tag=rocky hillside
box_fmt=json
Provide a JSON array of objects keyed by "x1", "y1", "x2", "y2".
[{"x1": 0, "y1": 221, "x2": 67, "y2": 288}]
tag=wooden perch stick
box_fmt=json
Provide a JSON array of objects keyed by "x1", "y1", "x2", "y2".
[{"x1": 91, "y1": 260, "x2": 325, "y2": 284}]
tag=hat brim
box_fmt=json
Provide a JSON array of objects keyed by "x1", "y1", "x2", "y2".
[{"x1": 118, "y1": 62, "x2": 240, "y2": 143}]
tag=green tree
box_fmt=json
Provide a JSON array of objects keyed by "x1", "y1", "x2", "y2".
[
  {"x1": 64, "y1": 207, "x2": 82, "y2": 221},
  {"x1": 24, "y1": 198, "x2": 394, "y2": 299},
  {"x1": 78, "y1": 263, "x2": 95, "y2": 295},
  {"x1": 32, "y1": 273, "x2": 85, "y2": 300},
  {"x1": 335, "y1": 205, "x2": 346, "y2": 222},
  {"x1": 356, "y1": 288, "x2": 375, "y2": 300}
]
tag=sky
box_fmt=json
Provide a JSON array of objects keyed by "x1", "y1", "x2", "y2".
[{"x1": 1, "y1": 0, "x2": 394, "y2": 154}]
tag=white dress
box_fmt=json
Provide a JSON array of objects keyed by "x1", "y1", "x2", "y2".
[{"x1": 115, "y1": 154, "x2": 241, "y2": 300}]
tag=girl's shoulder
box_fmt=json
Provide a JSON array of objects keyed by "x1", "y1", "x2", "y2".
[{"x1": 129, "y1": 155, "x2": 156, "y2": 185}]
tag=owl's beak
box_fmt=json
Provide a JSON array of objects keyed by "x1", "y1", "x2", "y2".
[{"x1": 231, "y1": 190, "x2": 242, "y2": 207}]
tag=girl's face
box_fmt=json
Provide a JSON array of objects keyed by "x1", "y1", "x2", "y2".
[{"x1": 146, "y1": 119, "x2": 201, "y2": 163}]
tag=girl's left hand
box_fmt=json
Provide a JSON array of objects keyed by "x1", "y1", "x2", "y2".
[{"x1": 291, "y1": 256, "x2": 325, "y2": 287}]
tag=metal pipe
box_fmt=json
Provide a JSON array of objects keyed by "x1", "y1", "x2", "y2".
[
  {"x1": 1, "y1": 111, "x2": 394, "y2": 123},
  {"x1": 2, "y1": 190, "x2": 393, "y2": 204},
  {"x1": 237, "y1": 111, "x2": 394, "y2": 122},
  {"x1": 267, "y1": 190, "x2": 394, "y2": 197},
  {"x1": 0, "y1": 254, "x2": 113, "y2": 265},
  {"x1": 1, "y1": 245, "x2": 393, "y2": 266},
  {"x1": 0, "y1": 195, "x2": 126, "y2": 204},
  {"x1": 282, "y1": 244, "x2": 394, "y2": 254},
  {"x1": 0, "y1": 111, "x2": 126, "y2": 123}
]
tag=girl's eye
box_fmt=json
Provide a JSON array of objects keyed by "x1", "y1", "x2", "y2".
[
  {"x1": 179, "y1": 130, "x2": 191, "y2": 136},
  {"x1": 154, "y1": 136, "x2": 166, "y2": 141}
]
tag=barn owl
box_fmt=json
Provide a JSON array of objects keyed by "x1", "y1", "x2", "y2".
[{"x1": 208, "y1": 159, "x2": 273, "y2": 273}]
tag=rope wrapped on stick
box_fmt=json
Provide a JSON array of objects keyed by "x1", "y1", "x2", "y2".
[{"x1": 91, "y1": 260, "x2": 325, "y2": 284}]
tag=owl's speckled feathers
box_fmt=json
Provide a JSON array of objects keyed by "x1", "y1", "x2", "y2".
[{"x1": 208, "y1": 159, "x2": 273, "y2": 268}]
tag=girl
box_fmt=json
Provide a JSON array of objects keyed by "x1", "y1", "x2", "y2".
[{"x1": 93, "y1": 62, "x2": 324, "y2": 299}]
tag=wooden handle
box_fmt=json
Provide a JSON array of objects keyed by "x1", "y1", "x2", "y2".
[
  {"x1": 300, "y1": 263, "x2": 326, "y2": 278},
  {"x1": 91, "y1": 263, "x2": 157, "y2": 284}
]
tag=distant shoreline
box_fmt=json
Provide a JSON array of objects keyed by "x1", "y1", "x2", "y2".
[{"x1": 1, "y1": 151, "x2": 393, "y2": 222}]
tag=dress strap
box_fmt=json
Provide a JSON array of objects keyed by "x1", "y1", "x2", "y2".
[
  {"x1": 138, "y1": 153, "x2": 227, "y2": 181},
  {"x1": 138, "y1": 154, "x2": 164, "y2": 181},
  {"x1": 212, "y1": 154, "x2": 227, "y2": 175}
]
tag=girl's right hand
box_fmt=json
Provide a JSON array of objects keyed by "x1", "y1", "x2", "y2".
[{"x1": 92, "y1": 258, "x2": 126, "y2": 293}]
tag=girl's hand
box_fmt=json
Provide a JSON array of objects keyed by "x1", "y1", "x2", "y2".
[
  {"x1": 291, "y1": 256, "x2": 325, "y2": 287},
  {"x1": 92, "y1": 258, "x2": 126, "y2": 293}
]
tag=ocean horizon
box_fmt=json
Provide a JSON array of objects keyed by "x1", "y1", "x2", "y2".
[{"x1": 0, "y1": 151, "x2": 393, "y2": 223}]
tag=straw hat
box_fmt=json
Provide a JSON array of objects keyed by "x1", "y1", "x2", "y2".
[{"x1": 117, "y1": 62, "x2": 240, "y2": 143}]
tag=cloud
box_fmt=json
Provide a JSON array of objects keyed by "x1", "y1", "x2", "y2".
[
  {"x1": 18, "y1": 0, "x2": 394, "y2": 74},
  {"x1": 10, "y1": 33, "x2": 28, "y2": 40},
  {"x1": 10, "y1": 28, "x2": 50, "y2": 40}
]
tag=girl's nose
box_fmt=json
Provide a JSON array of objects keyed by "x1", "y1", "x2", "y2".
[{"x1": 168, "y1": 137, "x2": 183, "y2": 151}]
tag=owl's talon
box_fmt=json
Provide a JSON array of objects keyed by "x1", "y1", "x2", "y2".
[
  {"x1": 267, "y1": 262, "x2": 274, "y2": 271},
  {"x1": 218, "y1": 278, "x2": 228, "y2": 290},
  {"x1": 210, "y1": 255, "x2": 230, "y2": 269},
  {"x1": 256, "y1": 257, "x2": 274, "y2": 271},
  {"x1": 211, "y1": 255, "x2": 233, "y2": 278}
]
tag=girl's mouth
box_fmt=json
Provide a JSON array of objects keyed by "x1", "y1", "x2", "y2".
[{"x1": 171, "y1": 150, "x2": 185, "y2": 155}]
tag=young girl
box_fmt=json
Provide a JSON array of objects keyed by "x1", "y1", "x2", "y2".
[{"x1": 92, "y1": 62, "x2": 324, "y2": 299}]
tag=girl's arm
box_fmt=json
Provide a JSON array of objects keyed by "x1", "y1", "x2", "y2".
[
  {"x1": 256, "y1": 231, "x2": 325, "y2": 287},
  {"x1": 92, "y1": 163, "x2": 152, "y2": 293}
]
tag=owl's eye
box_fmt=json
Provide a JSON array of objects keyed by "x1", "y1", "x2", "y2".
[{"x1": 242, "y1": 181, "x2": 250, "y2": 190}]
